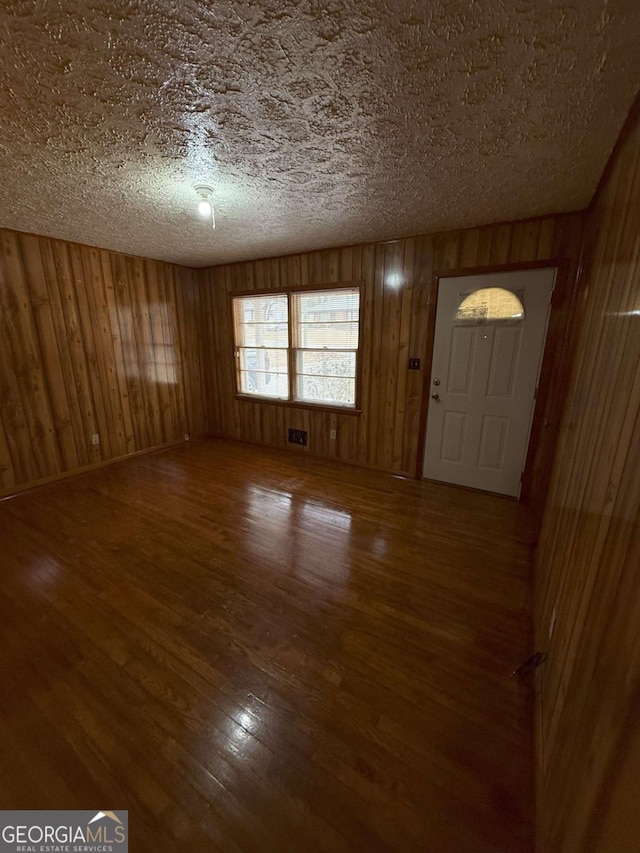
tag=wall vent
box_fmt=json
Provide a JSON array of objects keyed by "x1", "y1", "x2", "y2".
[{"x1": 288, "y1": 428, "x2": 308, "y2": 446}]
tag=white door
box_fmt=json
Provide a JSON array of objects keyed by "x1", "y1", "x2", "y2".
[{"x1": 422, "y1": 268, "x2": 556, "y2": 497}]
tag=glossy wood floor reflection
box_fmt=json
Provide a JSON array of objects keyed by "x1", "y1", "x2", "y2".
[{"x1": 0, "y1": 439, "x2": 536, "y2": 852}]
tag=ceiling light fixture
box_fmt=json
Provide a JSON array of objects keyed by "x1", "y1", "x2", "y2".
[{"x1": 195, "y1": 185, "x2": 215, "y2": 229}]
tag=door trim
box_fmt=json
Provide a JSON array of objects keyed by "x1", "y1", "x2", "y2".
[{"x1": 415, "y1": 259, "x2": 572, "y2": 509}]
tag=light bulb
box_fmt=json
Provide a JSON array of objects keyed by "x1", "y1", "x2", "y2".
[{"x1": 194, "y1": 185, "x2": 216, "y2": 229}]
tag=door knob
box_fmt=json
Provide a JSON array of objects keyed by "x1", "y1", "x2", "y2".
[
  {"x1": 431, "y1": 392, "x2": 440, "y2": 401},
  {"x1": 433, "y1": 378, "x2": 440, "y2": 386}
]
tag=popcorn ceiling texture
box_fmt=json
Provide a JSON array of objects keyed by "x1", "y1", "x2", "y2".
[{"x1": 0, "y1": 0, "x2": 638, "y2": 267}]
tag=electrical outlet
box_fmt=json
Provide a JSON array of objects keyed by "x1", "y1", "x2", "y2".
[
  {"x1": 91, "y1": 433, "x2": 100, "y2": 446},
  {"x1": 184, "y1": 433, "x2": 190, "y2": 442},
  {"x1": 549, "y1": 607, "x2": 557, "y2": 639},
  {"x1": 330, "y1": 429, "x2": 337, "y2": 440}
]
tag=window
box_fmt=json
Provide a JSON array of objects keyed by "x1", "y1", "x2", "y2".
[
  {"x1": 233, "y1": 285, "x2": 361, "y2": 409},
  {"x1": 233, "y1": 294, "x2": 289, "y2": 399},
  {"x1": 455, "y1": 287, "x2": 525, "y2": 324}
]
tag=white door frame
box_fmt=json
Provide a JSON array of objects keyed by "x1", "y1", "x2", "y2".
[{"x1": 417, "y1": 262, "x2": 561, "y2": 499}]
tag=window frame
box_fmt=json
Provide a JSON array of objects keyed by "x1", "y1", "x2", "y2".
[{"x1": 230, "y1": 281, "x2": 364, "y2": 414}]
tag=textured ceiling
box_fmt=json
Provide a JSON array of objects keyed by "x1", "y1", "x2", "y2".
[{"x1": 0, "y1": 0, "x2": 639, "y2": 268}]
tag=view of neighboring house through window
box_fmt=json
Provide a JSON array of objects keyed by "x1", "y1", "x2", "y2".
[{"x1": 233, "y1": 285, "x2": 361, "y2": 408}]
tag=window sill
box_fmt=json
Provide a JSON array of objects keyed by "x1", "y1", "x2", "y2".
[{"x1": 234, "y1": 394, "x2": 362, "y2": 416}]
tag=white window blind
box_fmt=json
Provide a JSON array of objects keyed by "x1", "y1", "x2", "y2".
[{"x1": 292, "y1": 288, "x2": 359, "y2": 407}]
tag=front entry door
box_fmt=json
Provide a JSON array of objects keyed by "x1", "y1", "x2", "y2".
[{"x1": 422, "y1": 268, "x2": 556, "y2": 497}]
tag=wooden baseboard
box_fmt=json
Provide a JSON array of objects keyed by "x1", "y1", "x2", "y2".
[
  {"x1": 0, "y1": 439, "x2": 188, "y2": 501},
  {"x1": 204, "y1": 432, "x2": 417, "y2": 480}
]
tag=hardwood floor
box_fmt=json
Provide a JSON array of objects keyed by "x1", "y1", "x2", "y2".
[{"x1": 0, "y1": 439, "x2": 536, "y2": 852}]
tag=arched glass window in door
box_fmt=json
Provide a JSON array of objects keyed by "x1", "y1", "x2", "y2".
[{"x1": 455, "y1": 287, "x2": 525, "y2": 325}]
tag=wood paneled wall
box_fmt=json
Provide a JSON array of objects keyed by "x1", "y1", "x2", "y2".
[
  {"x1": 198, "y1": 213, "x2": 584, "y2": 485},
  {"x1": 0, "y1": 229, "x2": 206, "y2": 497},
  {"x1": 0, "y1": 213, "x2": 584, "y2": 502},
  {"x1": 534, "y1": 99, "x2": 640, "y2": 851}
]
